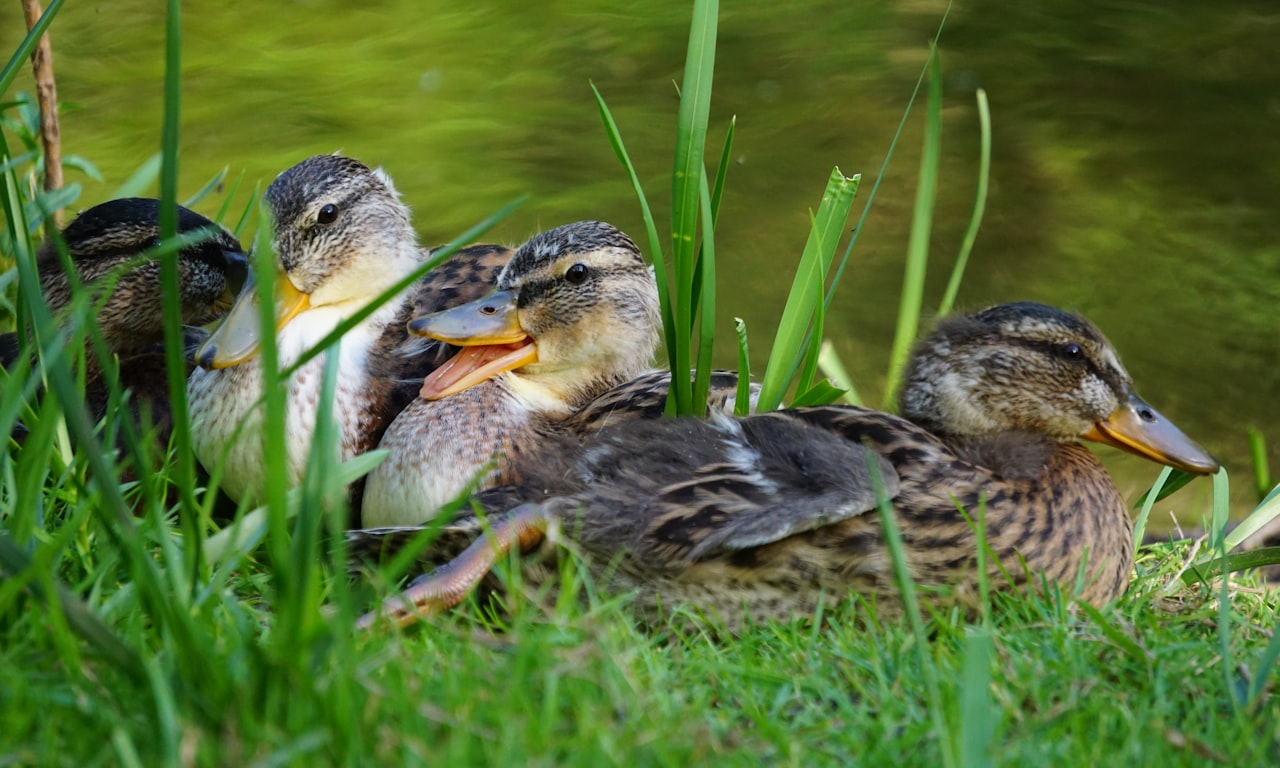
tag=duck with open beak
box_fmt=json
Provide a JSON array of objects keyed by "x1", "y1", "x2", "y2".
[{"x1": 360, "y1": 220, "x2": 661, "y2": 528}]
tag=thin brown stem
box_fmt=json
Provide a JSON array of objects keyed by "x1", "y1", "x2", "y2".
[{"x1": 22, "y1": 0, "x2": 64, "y2": 231}]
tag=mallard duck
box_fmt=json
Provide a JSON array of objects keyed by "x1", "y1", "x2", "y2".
[
  {"x1": 2, "y1": 197, "x2": 247, "y2": 446},
  {"x1": 187, "y1": 154, "x2": 511, "y2": 507},
  {"x1": 356, "y1": 301, "x2": 1219, "y2": 629},
  {"x1": 360, "y1": 220, "x2": 661, "y2": 527}
]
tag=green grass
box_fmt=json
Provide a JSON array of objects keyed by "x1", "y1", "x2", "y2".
[{"x1": 4, "y1": 1, "x2": 1280, "y2": 766}]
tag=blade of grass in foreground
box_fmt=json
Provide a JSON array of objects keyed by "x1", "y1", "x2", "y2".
[
  {"x1": 0, "y1": 0, "x2": 67, "y2": 97},
  {"x1": 882, "y1": 45, "x2": 943, "y2": 409},
  {"x1": 937, "y1": 87, "x2": 991, "y2": 317},
  {"x1": 868, "y1": 452, "x2": 955, "y2": 768},
  {"x1": 756, "y1": 168, "x2": 859, "y2": 412},
  {"x1": 667, "y1": 0, "x2": 718, "y2": 415},
  {"x1": 591, "y1": 83, "x2": 674, "y2": 360},
  {"x1": 691, "y1": 168, "x2": 716, "y2": 411},
  {"x1": 1248, "y1": 428, "x2": 1271, "y2": 501},
  {"x1": 157, "y1": 0, "x2": 205, "y2": 581}
]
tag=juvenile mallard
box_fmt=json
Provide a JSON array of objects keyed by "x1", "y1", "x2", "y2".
[
  {"x1": 358, "y1": 302, "x2": 1219, "y2": 628},
  {"x1": 2, "y1": 198, "x2": 247, "y2": 445},
  {"x1": 187, "y1": 154, "x2": 510, "y2": 506},
  {"x1": 360, "y1": 220, "x2": 661, "y2": 527}
]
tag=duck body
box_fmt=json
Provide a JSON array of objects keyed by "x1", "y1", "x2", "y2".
[
  {"x1": 3, "y1": 197, "x2": 247, "y2": 447},
  {"x1": 527, "y1": 406, "x2": 1130, "y2": 624},
  {"x1": 187, "y1": 155, "x2": 510, "y2": 505},
  {"x1": 356, "y1": 302, "x2": 1219, "y2": 629},
  {"x1": 361, "y1": 220, "x2": 660, "y2": 527}
]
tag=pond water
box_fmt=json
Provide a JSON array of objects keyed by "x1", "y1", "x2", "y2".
[{"x1": 3, "y1": 0, "x2": 1277, "y2": 523}]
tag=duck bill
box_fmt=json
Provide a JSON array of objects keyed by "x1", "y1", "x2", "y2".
[
  {"x1": 1083, "y1": 391, "x2": 1220, "y2": 475},
  {"x1": 194, "y1": 269, "x2": 310, "y2": 369},
  {"x1": 411, "y1": 288, "x2": 537, "y2": 399}
]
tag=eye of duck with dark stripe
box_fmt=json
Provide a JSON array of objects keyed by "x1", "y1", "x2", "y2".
[
  {"x1": 900, "y1": 301, "x2": 1218, "y2": 473},
  {"x1": 408, "y1": 220, "x2": 660, "y2": 406}
]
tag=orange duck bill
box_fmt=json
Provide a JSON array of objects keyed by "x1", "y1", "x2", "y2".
[
  {"x1": 1082, "y1": 390, "x2": 1220, "y2": 475},
  {"x1": 195, "y1": 268, "x2": 310, "y2": 369},
  {"x1": 411, "y1": 288, "x2": 538, "y2": 400}
]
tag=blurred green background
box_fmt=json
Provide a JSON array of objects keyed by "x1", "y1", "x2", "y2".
[{"x1": 3, "y1": 0, "x2": 1277, "y2": 520}]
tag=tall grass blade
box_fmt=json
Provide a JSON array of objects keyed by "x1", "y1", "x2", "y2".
[
  {"x1": 157, "y1": 0, "x2": 203, "y2": 577},
  {"x1": 938, "y1": 88, "x2": 990, "y2": 316},
  {"x1": 756, "y1": 168, "x2": 859, "y2": 411},
  {"x1": 1132, "y1": 466, "x2": 1172, "y2": 553},
  {"x1": 959, "y1": 629, "x2": 994, "y2": 768},
  {"x1": 591, "y1": 84, "x2": 674, "y2": 360},
  {"x1": 0, "y1": 0, "x2": 67, "y2": 97},
  {"x1": 1248, "y1": 428, "x2": 1271, "y2": 501},
  {"x1": 733, "y1": 316, "x2": 751, "y2": 416},
  {"x1": 667, "y1": 0, "x2": 718, "y2": 415},
  {"x1": 1222, "y1": 483, "x2": 1280, "y2": 553},
  {"x1": 1209, "y1": 467, "x2": 1230, "y2": 549},
  {"x1": 882, "y1": 46, "x2": 942, "y2": 409},
  {"x1": 824, "y1": 4, "x2": 953, "y2": 316},
  {"x1": 692, "y1": 168, "x2": 716, "y2": 411},
  {"x1": 868, "y1": 453, "x2": 953, "y2": 768},
  {"x1": 816, "y1": 340, "x2": 863, "y2": 406}
]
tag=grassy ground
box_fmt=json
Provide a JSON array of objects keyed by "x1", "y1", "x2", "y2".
[
  {"x1": 1, "y1": 518, "x2": 1278, "y2": 766},
  {"x1": 4, "y1": 2, "x2": 1280, "y2": 766}
]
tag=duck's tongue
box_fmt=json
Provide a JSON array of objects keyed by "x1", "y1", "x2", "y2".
[{"x1": 420, "y1": 340, "x2": 538, "y2": 400}]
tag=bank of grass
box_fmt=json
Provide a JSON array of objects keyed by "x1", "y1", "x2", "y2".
[{"x1": 3, "y1": 1, "x2": 1280, "y2": 766}]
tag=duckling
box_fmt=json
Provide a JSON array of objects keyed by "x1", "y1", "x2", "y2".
[
  {"x1": 186, "y1": 154, "x2": 511, "y2": 506},
  {"x1": 2, "y1": 198, "x2": 247, "y2": 445},
  {"x1": 357, "y1": 301, "x2": 1219, "y2": 629},
  {"x1": 360, "y1": 220, "x2": 661, "y2": 528}
]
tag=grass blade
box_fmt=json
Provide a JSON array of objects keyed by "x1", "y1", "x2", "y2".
[
  {"x1": 882, "y1": 45, "x2": 942, "y2": 408},
  {"x1": 733, "y1": 316, "x2": 751, "y2": 416},
  {"x1": 756, "y1": 168, "x2": 859, "y2": 411},
  {"x1": 938, "y1": 88, "x2": 991, "y2": 316},
  {"x1": 1248, "y1": 428, "x2": 1271, "y2": 501},
  {"x1": 0, "y1": 0, "x2": 67, "y2": 98}
]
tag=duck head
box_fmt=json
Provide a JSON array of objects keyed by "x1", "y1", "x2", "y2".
[
  {"x1": 899, "y1": 301, "x2": 1219, "y2": 474},
  {"x1": 37, "y1": 198, "x2": 247, "y2": 356},
  {"x1": 410, "y1": 220, "x2": 660, "y2": 410},
  {"x1": 195, "y1": 154, "x2": 421, "y2": 369}
]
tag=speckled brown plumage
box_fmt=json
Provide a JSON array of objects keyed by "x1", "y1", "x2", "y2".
[
  {"x1": 354, "y1": 302, "x2": 1219, "y2": 629},
  {"x1": 2, "y1": 198, "x2": 247, "y2": 447},
  {"x1": 187, "y1": 155, "x2": 510, "y2": 507}
]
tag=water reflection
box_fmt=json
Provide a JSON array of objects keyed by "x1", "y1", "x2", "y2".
[{"x1": 2, "y1": 0, "x2": 1275, "y2": 521}]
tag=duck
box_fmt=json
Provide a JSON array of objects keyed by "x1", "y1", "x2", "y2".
[
  {"x1": 360, "y1": 220, "x2": 662, "y2": 528},
  {"x1": 355, "y1": 301, "x2": 1220, "y2": 629},
  {"x1": 2, "y1": 197, "x2": 248, "y2": 447},
  {"x1": 187, "y1": 154, "x2": 512, "y2": 507}
]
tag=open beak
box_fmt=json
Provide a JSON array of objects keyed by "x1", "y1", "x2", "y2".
[
  {"x1": 194, "y1": 268, "x2": 310, "y2": 369},
  {"x1": 411, "y1": 288, "x2": 538, "y2": 399},
  {"x1": 1083, "y1": 390, "x2": 1220, "y2": 475}
]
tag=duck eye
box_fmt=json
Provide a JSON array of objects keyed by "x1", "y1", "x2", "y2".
[
  {"x1": 565, "y1": 263, "x2": 589, "y2": 285},
  {"x1": 316, "y1": 204, "x2": 339, "y2": 225},
  {"x1": 1061, "y1": 343, "x2": 1084, "y2": 361}
]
